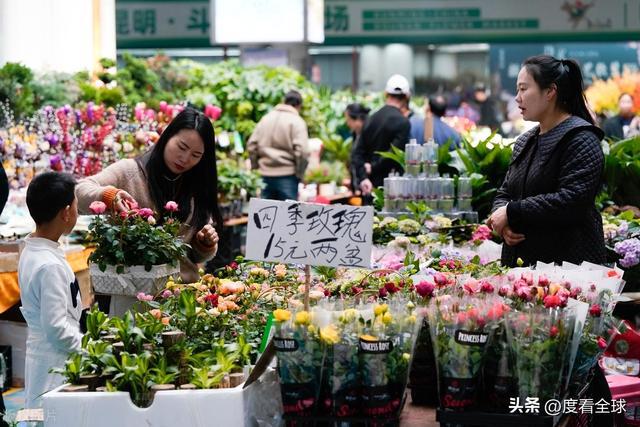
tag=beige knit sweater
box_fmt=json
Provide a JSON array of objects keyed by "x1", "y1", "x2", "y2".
[{"x1": 76, "y1": 158, "x2": 217, "y2": 283}]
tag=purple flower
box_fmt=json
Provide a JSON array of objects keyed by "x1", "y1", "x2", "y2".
[{"x1": 614, "y1": 238, "x2": 640, "y2": 268}]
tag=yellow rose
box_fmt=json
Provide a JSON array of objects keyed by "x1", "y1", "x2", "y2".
[
  {"x1": 340, "y1": 308, "x2": 359, "y2": 323},
  {"x1": 295, "y1": 311, "x2": 311, "y2": 325},
  {"x1": 406, "y1": 301, "x2": 415, "y2": 310},
  {"x1": 273, "y1": 309, "x2": 292, "y2": 323},
  {"x1": 382, "y1": 312, "x2": 393, "y2": 325},
  {"x1": 320, "y1": 325, "x2": 340, "y2": 345},
  {"x1": 405, "y1": 314, "x2": 417, "y2": 324},
  {"x1": 373, "y1": 304, "x2": 388, "y2": 317},
  {"x1": 307, "y1": 325, "x2": 318, "y2": 335},
  {"x1": 402, "y1": 353, "x2": 411, "y2": 361}
]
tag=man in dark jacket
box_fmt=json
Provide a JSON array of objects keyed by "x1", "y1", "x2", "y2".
[
  {"x1": 354, "y1": 74, "x2": 411, "y2": 197},
  {"x1": 491, "y1": 116, "x2": 606, "y2": 267}
]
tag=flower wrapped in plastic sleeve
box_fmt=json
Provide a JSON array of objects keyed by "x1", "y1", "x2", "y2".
[
  {"x1": 505, "y1": 307, "x2": 576, "y2": 404},
  {"x1": 427, "y1": 296, "x2": 504, "y2": 411},
  {"x1": 358, "y1": 299, "x2": 421, "y2": 418},
  {"x1": 272, "y1": 308, "x2": 321, "y2": 416}
]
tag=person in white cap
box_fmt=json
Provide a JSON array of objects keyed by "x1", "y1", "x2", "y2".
[{"x1": 352, "y1": 74, "x2": 411, "y2": 201}]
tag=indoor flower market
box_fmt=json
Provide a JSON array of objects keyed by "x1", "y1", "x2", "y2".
[{"x1": 0, "y1": 1, "x2": 640, "y2": 426}]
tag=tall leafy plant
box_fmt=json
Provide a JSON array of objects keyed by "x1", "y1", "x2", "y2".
[
  {"x1": 455, "y1": 133, "x2": 512, "y2": 220},
  {"x1": 603, "y1": 136, "x2": 640, "y2": 207}
]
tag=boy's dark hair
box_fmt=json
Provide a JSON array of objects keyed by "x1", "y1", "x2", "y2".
[
  {"x1": 428, "y1": 95, "x2": 448, "y2": 117},
  {"x1": 345, "y1": 103, "x2": 371, "y2": 121},
  {"x1": 26, "y1": 172, "x2": 76, "y2": 225},
  {"x1": 284, "y1": 90, "x2": 303, "y2": 107}
]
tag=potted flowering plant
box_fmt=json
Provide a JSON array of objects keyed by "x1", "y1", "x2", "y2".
[{"x1": 87, "y1": 200, "x2": 188, "y2": 297}]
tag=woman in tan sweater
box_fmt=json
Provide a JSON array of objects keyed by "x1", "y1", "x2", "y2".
[{"x1": 76, "y1": 108, "x2": 222, "y2": 284}]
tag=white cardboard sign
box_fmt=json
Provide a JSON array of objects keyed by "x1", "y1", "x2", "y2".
[{"x1": 246, "y1": 198, "x2": 373, "y2": 268}]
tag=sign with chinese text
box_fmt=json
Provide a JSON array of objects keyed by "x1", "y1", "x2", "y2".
[
  {"x1": 324, "y1": 0, "x2": 640, "y2": 44},
  {"x1": 246, "y1": 198, "x2": 373, "y2": 268},
  {"x1": 116, "y1": 0, "x2": 212, "y2": 48}
]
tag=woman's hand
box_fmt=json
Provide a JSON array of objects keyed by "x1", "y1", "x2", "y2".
[
  {"x1": 489, "y1": 205, "x2": 509, "y2": 236},
  {"x1": 114, "y1": 190, "x2": 138, "y2": 212},
  {"x1": 502, "y1": 225, "x2": 526, "y2": 246},
  {"x1": 196, "y1": 224, "x2": 219, "y2": 248}
]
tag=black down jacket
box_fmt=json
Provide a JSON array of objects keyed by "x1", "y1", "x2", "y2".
[{"x1": 492, "y1": 116, "x2": 606, "y2": 267}]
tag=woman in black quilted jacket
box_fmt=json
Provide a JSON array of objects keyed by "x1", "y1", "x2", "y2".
[{"x1": 488, "y1": 55, "x2": 606, "y2": 267}]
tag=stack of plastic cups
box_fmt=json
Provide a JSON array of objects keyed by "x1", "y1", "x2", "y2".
[
  {"x1": 439, "y1": 178, "x2": 455, "y2": 212},
  {"x1": 405, "y1": 139, "x2": 422, "y2": 177},
  {"x1": 422, "y1": 139, "x2": 438, "y2": 177},
  {"x1": 457, "y1": 177, "x2": 473, "y2": 211},
  {"x1": 383, "y1": 177, "x2": 394, "y2": 212}
]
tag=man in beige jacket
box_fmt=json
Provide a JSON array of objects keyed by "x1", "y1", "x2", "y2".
[{"x1": 248, "y1": 90, "x2": 309, "y2": 201}]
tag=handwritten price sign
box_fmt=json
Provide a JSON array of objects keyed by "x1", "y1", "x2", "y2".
[{"x1": 246, "y1": 198, "x2": 373, "y2": 268}]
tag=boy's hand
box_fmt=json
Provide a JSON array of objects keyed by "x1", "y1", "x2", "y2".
[{"x1": 114, "y1": 190, "x2": 138, "y2": 212}]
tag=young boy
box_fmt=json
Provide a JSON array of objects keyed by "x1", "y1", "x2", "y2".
[{"x1": 19, "y1": 172, "x2": 83, "y2": 408}]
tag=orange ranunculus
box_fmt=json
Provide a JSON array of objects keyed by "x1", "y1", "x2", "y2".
[{"x1": 149, "y1": 309, "x2": 162, "y2": 319}]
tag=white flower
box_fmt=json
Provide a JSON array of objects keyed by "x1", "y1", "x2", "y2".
[
  {"x1": 123, "y1": 142, "x2": 134, "y2": 153},
  {"x1": 398, "y1": 218, "x2": 421, "y2": 235},
  {"x1": 380, "y1": 217, "x2": 398, "y2": 228},
  {"x1": 388, "y1": 236, "x2": 411, "y2": 249}
]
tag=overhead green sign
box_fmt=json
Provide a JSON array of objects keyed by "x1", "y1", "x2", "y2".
[
  {"x1": 324, "y1": 0, "x2": 640, "y2": 44},
  {"x1": 116, "y1": 0, "x2": 640, "y2": 49}
]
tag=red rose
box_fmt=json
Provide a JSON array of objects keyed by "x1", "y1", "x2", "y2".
[
  {"x1": 378, "y1": 287, "x2": 388, "y2": 298},
  {"x1": 204, "y1": 293, "x2": 219, "y2": 306},
  {"x1": 549, "y1": 326, "x2": 559, "y2": 338},
  {"x1": 415, "y1": 281, "x2": 435, "y2": 298},
  {"x1": 543, "y1": 294, "x2": 562, "y2": 309},
  {"x1": 597, "y1": 337, "x2": 608, "y2": 349},
  {"x1": 589, "y1": 304, "x2": 602, "y2": 317}
]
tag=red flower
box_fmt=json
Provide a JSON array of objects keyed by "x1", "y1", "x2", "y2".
[
  {"x1": 384, "y1": 282, "x2": 399, "y2": 293},
  {"x1": 544, "y1": 294, "x2": 562, "y2": 308},
  {"x1": 378, "y1": 287, "x2": 388, "y2": 298},
  {"x1": 538, "y1": 275, "x2": 550, "y2": 287},
  {"x1": 415, "y1": 281, "x2": 435, "y2": 298},
  {"x1": 549, "y1": 326, "x2": 559, "y2": 338},
  {"x1": 597, "y1": 337, "x2": 608, "y2": 349},
  {"x1": 351, "y1": 286, "x2": 363, "y2": 295},
  {"x1": 480, "y1": 281, "x2": 495, "y2": 294},
  {"x1": 229, "y1": 261, "x2": 238, "y2": 270},
  {"x1": 589, "y1": 304, "x2": 602, "y2": 317},
  {"x1": 204, "y1": 293, "x2": 219, "y2": 306}
]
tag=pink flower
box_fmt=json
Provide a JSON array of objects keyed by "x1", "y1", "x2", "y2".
[
  {"x1": 147, "y1": 216, "x2": 156, "y2": 225},
  {"x1": 544, "y1": 294, "x2": 562, "y2": 309},
  {"x1": 434, "y1": 272, "x2": 448, "y2": 287},
  {"x1": 136, "y1": 292, "x2": 153, "y2": 302},
  {"x1": 384, "y1": 282, "x2": 399, "y2": 293},
  {"x1": 498, "y1": 285, "x2": 512, "y2": 297},
  {"x1": 204, "y1": 104, "x2": 222, "y2": 121},
  {"x1": 89, "y1": 201, "x2": 107, "y2": 214},
  {"x1": 463, "y1": 279, "x2": 479, "y2": 294},
  {"x1": 515, "y1": 286, "x2": 532, "y2": 301},
  {"x1": 589, "y1": 304, "x2": 602, "y2": 317},
  {"x1": 597, "y1": 337, "x2": 608, "y2": 349},
  {"x1": 549, "y1": 326, "x2": 559, "y2": 338},
  {"x1": 513, "y1": 278, "x2": 528, "y2": 290},
  {"x1": 556, "y1": 288, "x2": 571, "y2": 306},
  {"x1": 138, "y1": 208, "x2": 154, "y2": 219},
  {"x1": 415, "y1": 281, "x2": 435, "y2": 298},
  {"x1": 471, "y1": 225, "x2": 492, "y2": 242},
  {"x1": 119, "y1": 211, "x2": 128, "y2": 220},
  {"x1": 164, "y1": 201, "x2": 179, "y2": 212},
  {"x1": 570, "y1": 287, "x2": 582, "y2": 298},
  {"x1": 480, "y1": 281, "x2": 495, "y2": 294},
  {"x1": 161, "y1": 289, "x2": 173, "y2": 299},
  {"x1": 522, "y1": 272, "x2": 534, "y2": 286},
  {"x1": 456, "y1": 312, "x2": 468, "y2": 324}
]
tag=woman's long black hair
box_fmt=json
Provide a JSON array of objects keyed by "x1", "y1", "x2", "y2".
[
  {"x1": 522, "y1": 55, "x2": 595, "y2": 125},
  {"x1": 143, "y1": 107, "x2": 222, "y2": 231}
]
